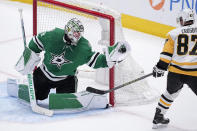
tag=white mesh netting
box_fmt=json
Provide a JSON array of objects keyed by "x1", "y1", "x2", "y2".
[{"x1": 35, "y1": 0, "x2": 159, "y2": 106}]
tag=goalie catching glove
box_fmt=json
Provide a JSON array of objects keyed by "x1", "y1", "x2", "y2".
[
  {"x1": 15, "y1": 47, "x2": 41, "y2": 75},
  {"x1": 105, "y1": 41, "x2": 131, "y2": 68}
]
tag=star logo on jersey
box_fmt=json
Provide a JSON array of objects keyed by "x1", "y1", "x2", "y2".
[{"x1": 50, "y1": 52, "x2": 72, "y2": 69}]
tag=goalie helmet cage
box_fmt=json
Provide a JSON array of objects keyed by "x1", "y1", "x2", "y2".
[{"x1": 33, "y1": 0, "x2": 159, "y2": 106}]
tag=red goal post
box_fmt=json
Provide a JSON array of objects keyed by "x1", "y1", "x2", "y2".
[{"x1": 33, "y1": 0, "x2": 116, "y2": 106}]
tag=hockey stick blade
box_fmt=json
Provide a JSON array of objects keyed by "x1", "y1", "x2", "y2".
[
  {"x1": 86, "y1": 87, "x2": 107, "y2": 94},
  {"x1": 32, "y1": 105, "x2": 54, "y2": 117},
  {"x1": 86, "y1": 73, "x2": 153, "y2": 94}
]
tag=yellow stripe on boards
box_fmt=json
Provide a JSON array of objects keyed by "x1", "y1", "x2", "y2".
[
  {"x1": 11, "y1": 0, "x2": 96, "y2": 19},
  {"x1": 10, "y1": 0, "x2": 176, "y2": 38},
  {"x1": 11, "y1": 0, "x2": 32, "y2": 4},
  {"x1": 121, "y1": 14, "x2": 175, "y2": 38}
]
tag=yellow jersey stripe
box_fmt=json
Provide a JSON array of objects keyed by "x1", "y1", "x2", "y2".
[
  {"x1": 160, "y1": 58, "x2": 171, "y2": 64},
  {"x1": 169, "y1": 66, "x2": 197, "y2": 77}
]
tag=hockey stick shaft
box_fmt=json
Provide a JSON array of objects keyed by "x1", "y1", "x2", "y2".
[
  {"x1": 18, "y1": 9, "x2": 27, "y2": 48},
  {"x1": 86, "y1": 72, "x2": 153, "y2": 94},
  {"x1": 27, "y1": 73, "x2": 53, "y2": 116},
  {"x1": 18, "y1": 9, "x2": 53, "y2": 116}
]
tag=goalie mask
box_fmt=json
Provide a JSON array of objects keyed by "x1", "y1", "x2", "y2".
[
  {"x1": 64, "y1": 18, "x2": 84, "y2": 45},
  {"x1": 176, "y1": 8, "x2": 195, "y2": 27}
]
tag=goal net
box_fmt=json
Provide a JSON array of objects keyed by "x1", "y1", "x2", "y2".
[{"x1": 33, "y1": 0, "x2": 159, "y2": 106}]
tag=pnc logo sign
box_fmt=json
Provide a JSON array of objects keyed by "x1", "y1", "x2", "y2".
[{"x1": 149, "y1": 0, "x2": 165, "y2": 10}]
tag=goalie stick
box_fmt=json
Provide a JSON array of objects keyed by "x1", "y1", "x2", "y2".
[
  {"x1": 18, "y1": 9, "x2": 53, "y2": 116},
  {"x1": 86, "y1": 72, "x2": 153, "y2": 94}
]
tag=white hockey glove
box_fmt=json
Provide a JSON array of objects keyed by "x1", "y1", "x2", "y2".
[
  {"x1": 153, "y1": 65, "x2": 165, "y2": 78},
  {"x1": 105, "y1": 41, "x2": 131, "y2": 68},
  {"x1": 15, "y1": 47, "x2": 41, "y2": 75}
]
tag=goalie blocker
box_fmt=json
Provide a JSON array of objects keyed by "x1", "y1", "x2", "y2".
[{"x1": 7, "y1": 79, "x2": 108, "y2": 113}]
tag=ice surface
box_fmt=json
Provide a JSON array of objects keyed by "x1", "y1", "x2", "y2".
[{"x1": 0, "y1": 1, "x2": 197, "y2": 131}]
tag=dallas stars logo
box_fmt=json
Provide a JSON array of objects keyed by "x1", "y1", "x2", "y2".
[{"x1": 50, "y1": 52, "x2": 72, "y2": 69}]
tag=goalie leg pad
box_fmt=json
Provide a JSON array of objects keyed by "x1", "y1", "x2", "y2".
[
  {"x1": 18, "y1": 84, "x2": 30, "y2": 103},
  {"x1": 75, "y1": 91, "x2": 108, "y2": 109},
  {"x1": 7, "y1": 79, "x2": 30, "y2": 103},
  {"x1": 7, "y1": 79, "x2": 19, "y2": 97},
  {"x1": 49, "y1": 91, "x2": 108, "y2": 111},
  {"x1": 49, "y1": 93, "x2": 83, "y2": 109}
]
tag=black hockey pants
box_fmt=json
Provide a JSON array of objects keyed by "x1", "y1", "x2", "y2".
[{"x1": 33, "y1": 67, "x2": 78, "y2": 100}]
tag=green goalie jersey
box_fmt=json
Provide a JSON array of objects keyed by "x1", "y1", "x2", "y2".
[{"x1": 28, "y1": 28, "x2": 108, "y2": 81}]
